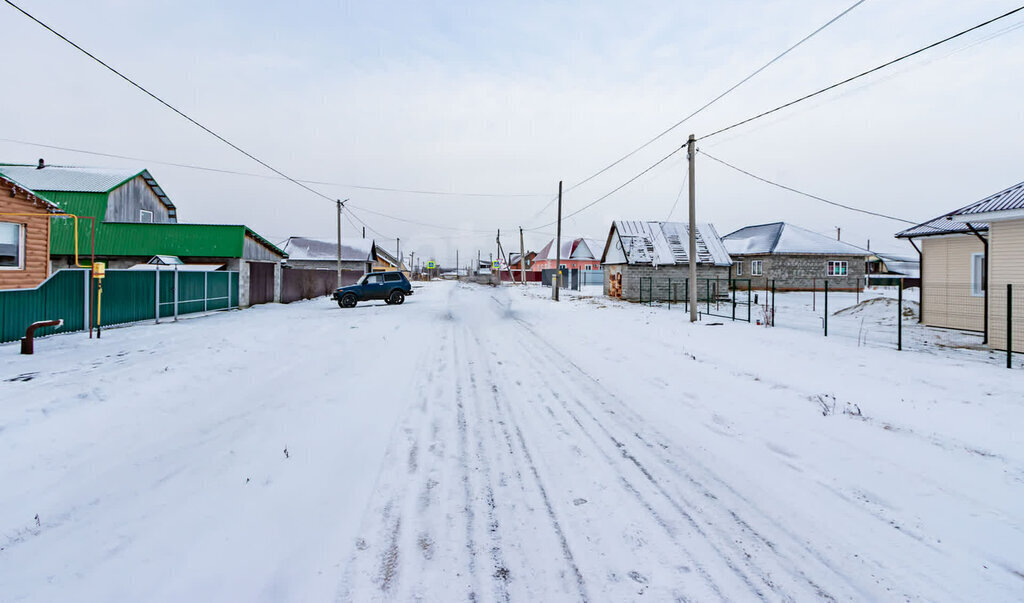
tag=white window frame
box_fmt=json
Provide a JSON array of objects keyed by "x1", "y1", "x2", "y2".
[
  {"x1": 140, "y1": 209, "x2": 154, "y2": 223},
  {"x1": 0, "y1": 222, "x2": 25, "y2": 271},
  {"x1": 750, "y1": 260, "x2": 762, "y2": 276},
  {"x1": 971, "y1": 252, "x2": 985, "y2": 297},
  {"x1": 827, "y1": 260, "x2": 848, "y2": 277}
]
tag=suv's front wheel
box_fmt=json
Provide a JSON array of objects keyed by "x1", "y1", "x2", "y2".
[
  {"x1": 339, "y1": 293, "x2": 357, "y2": 308},
  {"x1": 388, "y1": 290, "x2": 405, "y2": 305}
]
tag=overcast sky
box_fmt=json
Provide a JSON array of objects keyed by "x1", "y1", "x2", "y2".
[{"x1": 3, "y1": 0, "x2": 1022, "y2": 265}]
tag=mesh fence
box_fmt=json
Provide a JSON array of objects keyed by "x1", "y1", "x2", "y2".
[{"x1": 629, "y1": 275, "x2": 1021, "y2": 368}]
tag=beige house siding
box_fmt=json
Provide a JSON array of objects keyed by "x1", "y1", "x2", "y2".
[
  {"x1": 921, "y1": 235, "x2": 985, "y2": 331},
  {"x1": 987, "y1": 218, "x2": 1024, "y2": 352}
]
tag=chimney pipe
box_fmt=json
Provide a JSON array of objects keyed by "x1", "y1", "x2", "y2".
[{"x1": 37, "y1": 158, "x2": 45, "y2": 169}]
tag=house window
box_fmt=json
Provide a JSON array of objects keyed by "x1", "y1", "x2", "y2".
[
  {"x1": 735, "y1": 262, "x2": 742, "y2": 276},
  {"x1": 827, "y1": 261, "x2": 848, "y2": 276},
  {"x1": 971, "y1": 253, "x2": 985, "y2": 297},
  {"x1": 585, "y1": 265, "x2": 592, "y2": 270},
  {"x1": 559, "y1": 264, "x2": 567, "y2": 270},
  {"x1": 750, "y1": 260, "x2": 762, "y2": 276},
  {"x1": 139, "y1": 209, "x2": 154, "y2": 223},
  {"x1": 0, "y1": 222, "x2": 25, "y2": 269}
]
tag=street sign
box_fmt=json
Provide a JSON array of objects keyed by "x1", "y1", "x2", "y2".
[
  {"x1": 492, "y1": 261, "x2": 499, "y2": 269},
  {"x1": 426, "y1": 261, "x2": 436, "y2": 269}
]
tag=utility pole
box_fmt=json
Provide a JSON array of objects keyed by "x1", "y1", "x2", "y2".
[
  {"x1": 409, "y1": 251, "x2": 415, "y2": 279},
  {"x1": 555, "y1": 180, "x2": 562, "y2": 301},
  {"x1": 836, "y1": 227, "x2": 841, "y2": 241},
  {"x1": 336, "y1": 199, "x2": 348, "y2": 289},
  {"x1": 396, "y1": 238, "x2": 401, "y2": 272},
  {"x1": 497, "y1": 229, "x2": 501, "y2": 280},
  {"x1": 687, "y1": 135, "x2": 697, "y2": 322},
  {"x1": 362, "y1": 226, "x2": 365, "y2": 239},
  {"x1": 456, "y1": 250, "x2": 459, "y2": 280},
  {"x1": 519, "y1": 226, "x2": 526, "y2": 286}
]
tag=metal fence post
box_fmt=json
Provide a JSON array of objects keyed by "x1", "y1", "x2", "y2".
[
  {"x1": 747, "y1": 280, "x2": 752, "y2": 323},
  {"x1": 154, "y1": 264, "x2": 160, "y2": 324},
  {"x1": 771, "y1": 279, "x2": 776, "y2": 326},
  {"x1": 1008, "y1": 283, "x2": 1013, "y2": 369},
  {"x1": 731, "y1": 278, "x2": 736, "y2": 321},
  {"x1": 667, "y1": 278, "x2": 672, "y2": 310},
  {"x1": 706, "y1": 279, "x2": 710, "y2": 315},
  {"x1": 824, "y1": 280, "x2": 829, "y2": 337},
  {"x1": 897, "y1": 283, "x2": 903, "y2": 351},
  {"x1": 173, "y1": 265, "x2": 179, "y2": 321},
  {"x1": 204, "y1": 272, "x2": 209, "y2": 312}
]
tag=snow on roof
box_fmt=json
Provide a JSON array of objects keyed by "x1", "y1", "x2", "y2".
[
  {"x1": 609, "y1": 221, "x2": 732, "y2": 266},
  {"x1": 535, "y1": 237, "x2": 602, "y2": 262},
  {"x1": 723, "y1": 222, "x2": 869, "y2": 256},
  {"x1": 281, "y1": 236, "x2": 374, "y2": 262},
  {"x1": 0, "y1": 173, "x2": 61, "y2": 211},
  {"x1": 0, "y1": 164, "x2": 143, "y2": 192}
]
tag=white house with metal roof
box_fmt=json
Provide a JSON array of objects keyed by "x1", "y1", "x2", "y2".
[
  {"x1": 896, "y1": 179, "x2": 1024, "y2": 351},
  {"x1": 722, "y1": 222, "x2": 869, "y2": 291},
  {"x1": 600, "y1": 220, "x2": 732, "y2": 301},
  {"x1": 280, "y1": 236, "x2": 376, "y2": 273}
]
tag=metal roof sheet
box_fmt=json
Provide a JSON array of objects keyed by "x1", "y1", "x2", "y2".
[
  {"x1": 0, "y1": 164, "x2": 142, "y2": 193},
  {"x1": 953, "y1": 180, "x2": 1024, "y2": 216},
  {"x1": 894, "y1": 181, "x2": 1024, "y2": 238},
  {"x1": 0, "y1": 174, "x2": 61, "y2": 211},
  {"x1": 723, "y1": 222, "x2": 869, "y2": 256},
  {"x1": 609, "y1": 221, "x2": 732, "y2": 266}
]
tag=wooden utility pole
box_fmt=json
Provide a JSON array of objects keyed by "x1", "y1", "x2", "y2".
[
  {"x1": 519, "y1": 226, "x2": 526, "y2": 285},
  {"x1": 555, "y1": 180, "x2": 562, "y2": 301},
  {"x1": 336, "y1": 199, "x2": 348, "y2": 288},
  {"x1": 362, "y1": 226, "x2": 365, "y2": 239},
  {"x1": 687, "y1": 135, "x2": 697, "y2": 322}
]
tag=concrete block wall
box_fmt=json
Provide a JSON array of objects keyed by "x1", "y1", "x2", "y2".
[
  {"x1": 611, "y1": 264, "x2": 731, "y2": 301},
  {"x1": 732, "y1": 254, "x2": 866, "y2": 291}
]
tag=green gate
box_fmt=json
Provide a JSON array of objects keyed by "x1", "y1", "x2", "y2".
[{"x1": 1, "y1": 268, "x2": 240, "y2": 344}]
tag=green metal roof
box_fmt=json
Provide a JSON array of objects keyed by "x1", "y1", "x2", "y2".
[{"x1": 52, "y1": 222, "x2": 287, "y2": 259}]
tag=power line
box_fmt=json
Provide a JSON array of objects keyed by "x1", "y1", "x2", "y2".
[
  {"x1": 699, "y1": 150, "x2": 916, "y2": 224},
  {"x1": 528, "y1": 145, "x2": 686, "y2": 230},
  {"x1": 549, "y1": 0, "x2": 867, "y2": 199},
  {"x1": 0, "y1": 137, "x2": 547, "y2": 198},
  {"x1": 0, "y1": 0, "x2": 347, "y2": 206},
  {"x1": 348, "y1": 203, "x2": 494, "y2": 234},
  {"x1": 665, "y1": 170, "x2": 688, "y2": 221},
  {"x1": 699, "y1": 4, "x2": 1024, "y2": 141}
]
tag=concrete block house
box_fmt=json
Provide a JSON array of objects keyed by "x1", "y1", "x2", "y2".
[
  {"x1": 722, "y1": 222, "x2": 868, "y2": 291},
  {"x1": 281, "y1": 236, "x2": 376, "y2": 273},
  {"x1": 0, "y1": 173, "x2": 62, "y2": 290},
  {"x1": 600, "y1": 221, "x2": 732, "y2": 301},
  {"x1": 0, "y1": 162, "x2": 287, "y2": 306},
  {"x1": 897, "y1": 179, "x2": 1024, "y2": 351}
]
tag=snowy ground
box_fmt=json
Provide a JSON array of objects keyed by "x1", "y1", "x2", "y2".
[{"x1": 2, "y1": 281, "x2": 1023, "y2": 601}]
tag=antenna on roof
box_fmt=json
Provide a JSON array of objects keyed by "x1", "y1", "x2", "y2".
[{"x1": 37, "y1": 158, "x2": 45, "y2": 169}]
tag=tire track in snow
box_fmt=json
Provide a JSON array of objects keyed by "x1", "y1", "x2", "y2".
[{"x1": 495, "y1": 294, "x2": 869, "y2": 600}]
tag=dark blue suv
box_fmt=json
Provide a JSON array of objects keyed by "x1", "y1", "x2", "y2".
[{"x1": 333, "y1": 271, "x2": 413, "y2": 308}]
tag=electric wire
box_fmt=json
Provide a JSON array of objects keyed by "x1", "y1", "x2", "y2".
[
  {"x1": 699, "y1": 150, "x2": 917, "y2": 224},
  {"x1": 0, "y1": 137, "x2": 546, "y2": 198},
  {"x1": 528, "y1": 145, "x2": 686, "y2": 230},
  {"x1": 665, "y1": 170, "x2": 688, "y2": 221},
  {"x1": 548, "y1": 0, "x2": 868, "y2": 199},
  {"x1": 699, "y1": 4, "x2": 1024, "y2": 141}
]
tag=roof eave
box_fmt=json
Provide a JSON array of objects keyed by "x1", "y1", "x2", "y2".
[{"x1": 952, "y1": 208, "x2": 1024, "y2": 222}]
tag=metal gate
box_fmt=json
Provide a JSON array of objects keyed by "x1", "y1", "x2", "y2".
[{"x1": 249, "y1": 262, "x2": 275, "y2": 305}]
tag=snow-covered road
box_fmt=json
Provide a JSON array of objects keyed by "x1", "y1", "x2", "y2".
[{"x1": 2, "y1": 281, "x2": 1022, "y2": 602}]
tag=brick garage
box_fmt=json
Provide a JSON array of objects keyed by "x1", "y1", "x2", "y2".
[{"x1": 0, "y1": 175, "x2": 60, "y2": 290}]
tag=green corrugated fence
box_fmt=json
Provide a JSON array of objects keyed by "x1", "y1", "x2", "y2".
[{"x1": 1, "y1": 268, "x2": 239, "y2": 344}]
